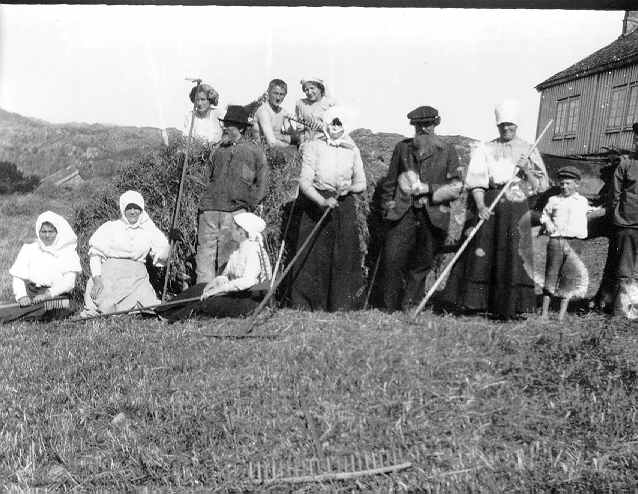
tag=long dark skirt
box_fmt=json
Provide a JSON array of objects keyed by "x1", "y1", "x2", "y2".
[
  {"x1": 437, "y1": 189, "x2": 537, "y2": 319},
  {"x1": 289, "y1": 193, "x2": 365, "y2": 311},
  {"x1": 154, "y1": 283, "x2": 262, "y2": 322},
  {"x1": 0, "y1": 283, "x2": 73, "y2": 324}
]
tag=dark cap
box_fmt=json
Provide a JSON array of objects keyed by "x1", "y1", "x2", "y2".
[
  {"x1": 219, "y1": 105, "x2": 251, "y2": 127},
  {"x1": 407, "y1": 106, "x2": 440, "y2": 125},
  {"x1": 556, "y1": 166, "x2": 582, "y2": 180},
  {"x1": 633, "y1": 122, "x2": 638, "y2": 134}
]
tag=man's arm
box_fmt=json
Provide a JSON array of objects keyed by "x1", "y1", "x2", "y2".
[
  {"x1": 612, "y1": 159, "x2": 627, "y2": 212},
  {"x1": 429, "y1": 144, "x2": 464, "y2": 203},
  {"x1": 252, "y1": 147, "x2": 270, "y2": 205},
  {"x1": 379, "y1": 143, "x2": 405, "y2": 210}
]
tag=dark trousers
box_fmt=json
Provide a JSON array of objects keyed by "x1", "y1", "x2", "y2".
[
  {"x1": 382, "y1": 208, "x2": 445, "y2": 311},
  {"x1": 615, "y1": 227, "x2": 638, "y2": 282}
]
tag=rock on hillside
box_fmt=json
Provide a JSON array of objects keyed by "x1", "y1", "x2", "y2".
[
  {"x1": 351, "y1": 128, "x2": 478, "y2": 184},
  {"x1": 0, "y1": 107, "x2": 180, "y2": 179}
]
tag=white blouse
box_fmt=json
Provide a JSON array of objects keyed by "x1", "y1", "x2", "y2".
[
  {"x1": 215, "y1": 239, "x2": 272, "y2": 292},
  {"x1": 184, "y1": 108, "x2": 224, "y2": 144}
]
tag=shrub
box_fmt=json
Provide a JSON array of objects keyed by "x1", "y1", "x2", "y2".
[{"x1": 0, "y1": 161, "x2": 40, "y2": 195}]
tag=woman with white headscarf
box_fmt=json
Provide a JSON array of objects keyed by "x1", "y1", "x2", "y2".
[
  {"x1": 80, "y1": 190, "x2": 169, "y2": 317},
  {"x1": 1, "y1": 211, "x2": 81, "y2": 323},
  {"x1": 438, "y1": 101, "x2": 549, "y2": 320},
  {"x1": 289, "y1": 106, "x2": 367, "y2": 311},
  {"x1": 294, "y1": 77, "x2": 336, "y2": 145},
  {"x1": 155, "y1": 212, "x2": 272, "y2": 320}
]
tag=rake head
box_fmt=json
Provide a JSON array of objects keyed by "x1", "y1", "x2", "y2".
[{"x1": 248, "y1": 447, "x2": 419, "y2": 485}]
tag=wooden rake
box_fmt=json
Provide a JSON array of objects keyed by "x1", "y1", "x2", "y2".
[{"x1": 248, "y1": 447, "x2": 414, "y2": 485}]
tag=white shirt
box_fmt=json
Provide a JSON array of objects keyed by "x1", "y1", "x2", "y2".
[
  {"x1": 540, "y1": 193, "x2": 593, "y2": 239},
  {"x1": 184, "y1": 108, "x2": 224, "y2": 144},
  {"x1": 215, "y1": 239, "x2": 272, "y2": 292},
  {"x1": 88, "y1": 215, "x2": 169, "y2": 276}
]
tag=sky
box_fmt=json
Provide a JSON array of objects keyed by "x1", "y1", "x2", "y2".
[{"x1": 0, "y1": 5, "x2": 626, "y2": 142}]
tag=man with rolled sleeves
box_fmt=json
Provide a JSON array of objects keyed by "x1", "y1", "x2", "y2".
[
  {"x1": 196, "y1": 105, "x2": 270, "y2": 283},
  {"x1": 380, "y1": 105, "x2": 465, "y2": 312}
]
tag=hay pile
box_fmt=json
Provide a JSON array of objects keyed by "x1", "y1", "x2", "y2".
[
  {"x1": 72, "y1": 137, "x2": 305, "y2": 296},
  {"x1": 72, "y1": 130, "x2": 476, "y2": 302}
]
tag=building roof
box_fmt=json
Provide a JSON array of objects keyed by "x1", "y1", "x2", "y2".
[{"x1": 536, "y1": 28, "x2": 638, "y2": 90}]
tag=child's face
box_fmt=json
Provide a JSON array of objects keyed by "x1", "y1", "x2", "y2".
[{"x1": 559, "y1": 178, "x2": 578, "y2": 196}]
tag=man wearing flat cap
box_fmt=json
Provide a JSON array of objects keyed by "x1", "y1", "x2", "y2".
[
  {"x1": 196, "y1": 105, "x2": 270, "y2": 284},
  {"x1": 379, "y1": 105, "x2": 465, "y2": 312}
]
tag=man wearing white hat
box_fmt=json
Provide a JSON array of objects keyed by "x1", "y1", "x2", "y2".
[{"x1": 439, "y1": 100, "x2": 549, "y2": 320}]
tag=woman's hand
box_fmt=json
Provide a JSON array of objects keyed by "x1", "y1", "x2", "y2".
[
  {"x1": 90, "y1": 276, "x2": 104, "y2": 300},
  {"x1": 323, "y1": 197, "x2": 339, "y2": 209},
  {"x1": 201, "y1": 276, "x2": 230, "y2": 300},
  {"x1": 477, "y1": 205, "x2": 493, "y2": 221},
  {"x1": 18, "y1": 296, "x2": 31, "y2": 307}
]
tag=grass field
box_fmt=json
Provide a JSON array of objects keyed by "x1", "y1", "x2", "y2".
[{"x1": 1, "y1": 193, "x2": 637, "y2": 492}]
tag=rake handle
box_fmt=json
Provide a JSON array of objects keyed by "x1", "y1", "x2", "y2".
[
  {"x1": 243, "y1": 206, "x2": 332, "y2": 334},
  {"x1": 410, "y1": 118, "x2": 553, "y2": 319}
]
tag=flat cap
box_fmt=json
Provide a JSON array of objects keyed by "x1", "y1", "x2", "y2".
[
  {"x1": 407, "y1": 106, "x2": 439, "y2": 124},
  {"x1": 556, "y1": 166, "x2": 582, "y2": 180}
]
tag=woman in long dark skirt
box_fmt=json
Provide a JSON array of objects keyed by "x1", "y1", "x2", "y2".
[
  {"x1": 289, "y1": 106, "x2": 367, "y2": 311},
  {"x1": 438, "y1": 101, "x2": 549, "y2": 320}
]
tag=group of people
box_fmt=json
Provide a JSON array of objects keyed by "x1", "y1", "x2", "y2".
[{"x1": 2, "y1": 75, "x2": 638, "y2": 324}]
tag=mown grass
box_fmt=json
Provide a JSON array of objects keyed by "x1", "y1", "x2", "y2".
[
  {"x1": 2, "y1": 194, "x2": 637, "y2": 492},
  {"x1": 1, "y1": 310, "x2": 637, "y2": 492}
]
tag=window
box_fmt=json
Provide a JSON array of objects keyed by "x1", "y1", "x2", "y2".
[
  {"x1": 606, "y1": 82, "x2": 638, "y2": 131},
  {"x1": 626, "y1": 85, "x2": 638, "y2": 127},
  {"x1": 607, "y1": 87, "x2": 626, "y2": 129},
  {"x1": 553, "y1": 96, "x2": 580, "y2": 139}
]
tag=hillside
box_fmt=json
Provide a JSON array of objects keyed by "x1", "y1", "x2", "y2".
[
  {"x1": 0, "y1": 108, "x2": 180, "y2": 179},
  {"x1": 0, "y1": 109, "x2": 477, "y2": 184}
]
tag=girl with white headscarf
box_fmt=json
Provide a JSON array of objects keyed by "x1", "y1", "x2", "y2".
[
  {"x1": 1, "y1": 211, "x2": 81, "y2": 323},
  {"x1": 294, "y1": 77, "x2": 336, "y2": 145},
  {"x1": 80, "y1": 190, "x2": 169, "y2": 317},
  {"x1": 155, "y1": 212, "x2": 272, "y2": 321}
]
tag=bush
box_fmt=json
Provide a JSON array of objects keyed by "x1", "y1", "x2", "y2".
[{"x1": 0, "y1": 161, "x2": 40, "y2": 195}]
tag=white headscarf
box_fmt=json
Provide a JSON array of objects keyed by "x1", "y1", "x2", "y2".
[
  {"x1": 233, "y1": 212, "x2": 272, "y2": 281},
  {"x1": 300, "y1": 77, "x2": 328, "y2": 96},
  {"x1": 88, "y1": 190, "x2": 169, "y2": 262},
  {"x1": 320, "y1": 105, "x2": 357, "y2": 149},
  {"x1": 495, "y1": 100, "x2": 520, "y2": 126},
  {"x1": 119, "y1": 190, "x2": 149, "y2": 228},
  {"x1": 35, "y1": 211, "x2": 79, "y2": 255},
  {"x1": 9, "y1": 211, "x2": 82, "y2": 283}
]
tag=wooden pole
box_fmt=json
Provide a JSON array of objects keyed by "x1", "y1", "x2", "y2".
[
  {"x1": 161, "y1": 78, "x2": 202, "y2": 302},
  {"x1": 243, "y1": 206, "x2": 331, "y2": 334},
  {"x1": 410, "y1": 119, "x2": 553, "y2": 320}
]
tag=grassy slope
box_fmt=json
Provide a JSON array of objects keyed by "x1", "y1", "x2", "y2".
[{"x1": 1, "y1": 196, "x2": 637, "y2": 492}]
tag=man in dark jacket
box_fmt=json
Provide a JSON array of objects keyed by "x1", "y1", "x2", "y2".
[
  {"x1": 380, "y1": 105, "x2": 464, "y2": 311},
  {"x1": 195, "y1": 105, "x2": 270, "y2": 283}
]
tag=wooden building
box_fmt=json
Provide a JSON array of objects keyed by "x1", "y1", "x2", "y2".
[{"x1": 536, "y1": 11, "x2": 638, "y2": 157}]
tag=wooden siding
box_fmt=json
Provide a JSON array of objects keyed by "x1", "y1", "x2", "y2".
[{"x1": 537, "y1": 61, "x2": 638, "y2": 156}]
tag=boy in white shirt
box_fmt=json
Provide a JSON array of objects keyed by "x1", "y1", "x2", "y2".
[{"x1": 540, "y1": 166, "x2": 602, "y2": 320}]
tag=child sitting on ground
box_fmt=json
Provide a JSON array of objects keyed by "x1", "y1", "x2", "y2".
[{"x1": 540, "y1": 166, "x2": 602, "y2": 320}]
